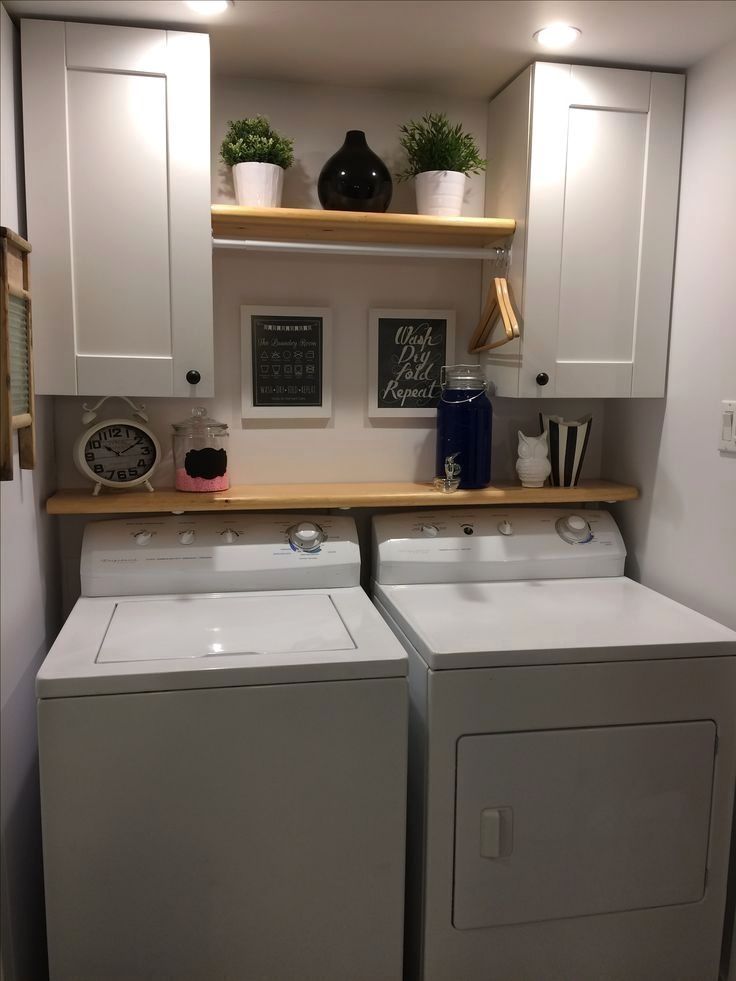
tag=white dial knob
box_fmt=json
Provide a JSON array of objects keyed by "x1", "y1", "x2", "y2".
[
  {"x1": 556, "y1": 514, "x2": 592, "y2": 544},
  {"x1": 133, "y1": 530, "x2": 152, "y2": 546},
  {"x1": 178, "y1": 530, "x2": 195, "y2": 545},
  {"x1": 498, "y1": 519, "x2": 513, "y2": 536},
  {"x1": 222, "y1": 528, "x2": 239, "y2": 544},
  {"x1": 288, "y1": 521, "x2": 325, "y2": 552},
  {"x1": 420, "y1": 524, "x2": 439, "y2": 537}
]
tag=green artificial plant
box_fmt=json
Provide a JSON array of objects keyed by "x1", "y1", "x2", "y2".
[
  {"x1": 220, "y1": 115, "x2": 295, "y2": 169},
  {"x1": 397, "y1": 112, "x2": 485, "y2": 181}
]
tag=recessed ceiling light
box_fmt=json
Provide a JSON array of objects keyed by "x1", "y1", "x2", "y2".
[
  {"x1": 533, "y1": 24, "x2": 581, "y2": 48},
  {"x1": 184, "y1": 0, "x2": 232, "y2": 14}
]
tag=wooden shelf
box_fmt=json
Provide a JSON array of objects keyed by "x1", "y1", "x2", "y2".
[
  {"x1": 46, "y1": 480, "x2": 638, "y2": 515},
  {"x1": 211, "y1": 205, "x2": 516, "y2": 249}
]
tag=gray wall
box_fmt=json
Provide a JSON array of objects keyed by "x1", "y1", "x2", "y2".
[{"x1": 0, "y1": 5, "x2": 58, "y2": 979}]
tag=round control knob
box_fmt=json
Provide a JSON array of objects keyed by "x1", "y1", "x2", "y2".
[
  {"x1": 556, "y1": 514, "x2": 592, "y2": 544},
  {"x1": 178, "y1": 530, "x2": 195, "y2": 545},
  {"x1": 133, "y1": 530, "x2": 152, "y2": 546},
  {"x1": 288, "y1": 521, "x2": 325, "y2": 552},
  {"x1": 498, "y1": 519, "x2": 513, "y2": 536},
  {"x1": 222, "y1": 528, "x2": 239, "y2": 544},
  {"x1": 186, "y1": 369, "x2": 201, "y2": 385},
  {"x1": 535, "y1": 372, "x2": 549, "y2": 387},
  {"x1": 420, "y1": 524, "x2": 439, "y2": 537}
]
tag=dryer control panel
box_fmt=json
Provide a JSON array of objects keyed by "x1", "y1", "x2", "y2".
[
  {"x1": 81, "y1": 513, "x2": 360, "y2": 596},
  {"x1": 373, "y1": 508, "x2": 626, "y2": 584}
]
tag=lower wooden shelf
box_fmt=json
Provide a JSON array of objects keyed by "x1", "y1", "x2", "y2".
[{"x1": 46, "y1": 479, "x2": 638, "y2": 515}]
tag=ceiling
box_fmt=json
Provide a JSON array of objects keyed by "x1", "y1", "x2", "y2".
[{"x1": 5, "y1": 0, "x2": 736, "y2": 97}]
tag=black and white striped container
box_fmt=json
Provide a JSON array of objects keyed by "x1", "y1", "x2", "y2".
[{"x1": 539, "y1": 413, "x2": 592, "y2": 487}]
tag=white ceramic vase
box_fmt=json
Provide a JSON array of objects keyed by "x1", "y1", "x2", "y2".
[
  {"x1": 414, "y1": 170, "x2": 466, "y2": 217},
  {"x1": 232, "y1": 162, "x2": 284, "y2": 208}
]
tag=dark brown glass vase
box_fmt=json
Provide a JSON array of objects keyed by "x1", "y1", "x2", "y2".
[{"x1": 318, "y1": 130, "x2": 393, "y2": 212}]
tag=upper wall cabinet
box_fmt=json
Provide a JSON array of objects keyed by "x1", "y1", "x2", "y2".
[
  {"x1": 21, "y1": 21, "x2": 213, "y2": 397},
  {"x1": 484, "y1": 63, "x2": 684, "y2": 398}
]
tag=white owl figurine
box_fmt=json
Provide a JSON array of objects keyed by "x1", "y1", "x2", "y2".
[{"x1": 516, "y1": 430, "x2": 552, "y2": 488}]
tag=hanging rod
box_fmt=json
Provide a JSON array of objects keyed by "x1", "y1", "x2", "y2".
[{"x1": 212, "y1": 238, "x2": 506, "y2": 261}]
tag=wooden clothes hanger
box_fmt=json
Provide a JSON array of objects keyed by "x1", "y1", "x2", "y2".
[
  {"x1": 467, "y1": 280, "x2": 499, "y2": 351},
  {"x1": 468, "y1": 250, "x2": 520, "y2": 353}
]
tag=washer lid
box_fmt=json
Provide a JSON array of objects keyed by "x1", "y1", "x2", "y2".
[
  {"x1": 374, "y1": 577, "x2": 736, "y2": 669},
  {"x1": 97, "y1": 594, "x2": 353, "y2": 663},
  {"x1": 37, "y1": 587, "x2": 407, "y2": 697}
]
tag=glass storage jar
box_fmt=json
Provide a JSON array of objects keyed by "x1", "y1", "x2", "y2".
[
  {"x1": 435, "y1": 365, "x2": 492, "y2": 490},
  {"x1": 173, "y1": 407, "x2": 229, "y2": 492}
]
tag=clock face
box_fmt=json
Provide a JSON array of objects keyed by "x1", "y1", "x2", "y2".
[{"x1": 83, "y1": 424, "x2": 157, "y2": 484}]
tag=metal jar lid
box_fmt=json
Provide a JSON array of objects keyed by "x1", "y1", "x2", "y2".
[{"x1": 440, "y1": 364, "x2": 488, "y2": 390}]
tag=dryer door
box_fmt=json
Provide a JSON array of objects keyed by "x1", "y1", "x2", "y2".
[{"x1": 453, "y1": 721, "x2": 715, "y2": 929}]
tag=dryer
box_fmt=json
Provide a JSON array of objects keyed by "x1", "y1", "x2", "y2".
[
  {"x1": 38, "y1": 513, "x2": 407, "y2": 981},
  {"x1": 372, "y1": 507, "x2": 736, "y2": 981}
]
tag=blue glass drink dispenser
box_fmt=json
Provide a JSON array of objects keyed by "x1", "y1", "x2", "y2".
[{"x1": 435, "y1": 365, "x2": 492, "y2": 490}]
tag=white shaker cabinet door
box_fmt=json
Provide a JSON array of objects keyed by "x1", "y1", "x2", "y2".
[
  {"x1": 486, "y1": 63, "x2": 684, "y2": 398},
  {"x1": 21, "y1": 21, "x2": 213, "y2": 397}
]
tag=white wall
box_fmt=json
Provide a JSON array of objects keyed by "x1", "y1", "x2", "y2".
[
  {"x1": 603, "y1": 38, "x2": 736, "y2": 979},
  {"x1": 54, "y1": 74, "x2": 605, "y2": 490},
  {"x1": 604, "y1": 39, "x2": 736, "y2": 626},
  {"x1": 0, "y1": 5, "x2": 58, "y2": 979},
  {"x1": 211, "y1": 75, "x2": 488, "y2": 213},
  {"x1": 51, "y1": 75, "x2": 605, "y2": 612}
]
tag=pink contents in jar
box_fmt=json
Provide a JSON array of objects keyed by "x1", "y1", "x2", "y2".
[{"x1": 175, "y1": 469, "x2": 229, "y2": 493}]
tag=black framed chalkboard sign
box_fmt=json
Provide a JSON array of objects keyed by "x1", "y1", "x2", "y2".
[
  {"x1": 241, "y1": 306, "x2": 333, "y2": 418},
  {"x1": 368, "y1": 309, "x2": 456, "y2": 418}
]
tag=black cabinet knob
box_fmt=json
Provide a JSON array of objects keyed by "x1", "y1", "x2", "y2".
[
  {"x1": 186, "y1": 370, "x2": 201, "y2": 385},
  {"x1": 535, "y1": 372, "x2": 549, "y2": 387}
]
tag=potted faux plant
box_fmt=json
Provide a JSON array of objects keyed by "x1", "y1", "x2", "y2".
[
  {"x1": 397, "y1": 112, "x2": 485, "y2": 217},
  {"x1": 220, "y1": 115, "x2": 295, "y2": 208}
]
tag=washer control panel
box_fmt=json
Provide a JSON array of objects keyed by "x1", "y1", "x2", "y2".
[
  {"x1": 372, "y1": 508, "x2": 626, "y2": 584},
  {"x1": 81, "y1": 514, "x2": 359, "y2": 597}
]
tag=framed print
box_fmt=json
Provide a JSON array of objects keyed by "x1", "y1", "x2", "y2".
[
  {"x1": 242, "y1": 306, "x2": 332, "y2": 419},
  {"x1": 368, "y1": 309, "x2": 455, "y2": 418}
]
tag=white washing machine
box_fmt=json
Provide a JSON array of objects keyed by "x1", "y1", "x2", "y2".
[
  {"x1": 38, "y1": 513, "x2": 407, "y2": 981},
  {"x1": 372, "y1": 507, "x2": 736, "y2": 981}
]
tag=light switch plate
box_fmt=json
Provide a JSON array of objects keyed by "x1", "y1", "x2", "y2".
[{"x1": 720, "y1": 400, "x2": 736, "y2": 454}]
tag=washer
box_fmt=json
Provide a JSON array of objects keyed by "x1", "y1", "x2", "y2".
[
  {"x1": 38, "y1": 513, "x2": 407, "y2": 981},
  {"x1": 372, "y1": 507, "x2": 736, "y2": 981}
]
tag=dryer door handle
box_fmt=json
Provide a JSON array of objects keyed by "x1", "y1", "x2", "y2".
[{"x1": 480, "y1": 807, "x2": 514, "y2": 859}]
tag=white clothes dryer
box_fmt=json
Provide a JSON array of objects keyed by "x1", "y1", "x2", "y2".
[
  {"x1": 38, "y1": 513, "x2": 407, "y2": 981},
  {"x1": 372, "y1": 507, "x2": 736, "y2": 981}
]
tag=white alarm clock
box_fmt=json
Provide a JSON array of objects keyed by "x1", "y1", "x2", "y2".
[{"x1": 74, "y1": 396, "x2": 161, "y2": 495}]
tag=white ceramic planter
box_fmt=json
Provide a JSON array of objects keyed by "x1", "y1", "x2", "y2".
[
  {"x1": 414, "y1": 170, "x2": 466, "y2": 217},
  {"x1": 232, "y1": 162, "x2": 284, "y2": 208}
]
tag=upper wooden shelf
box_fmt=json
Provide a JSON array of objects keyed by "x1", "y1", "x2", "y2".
[
  {"x1": 211, "y1": 205, "x2": 516, "y2": 249},
  {"x1": 46, "y1": 479, "x2": 637, "y2": 515}
]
